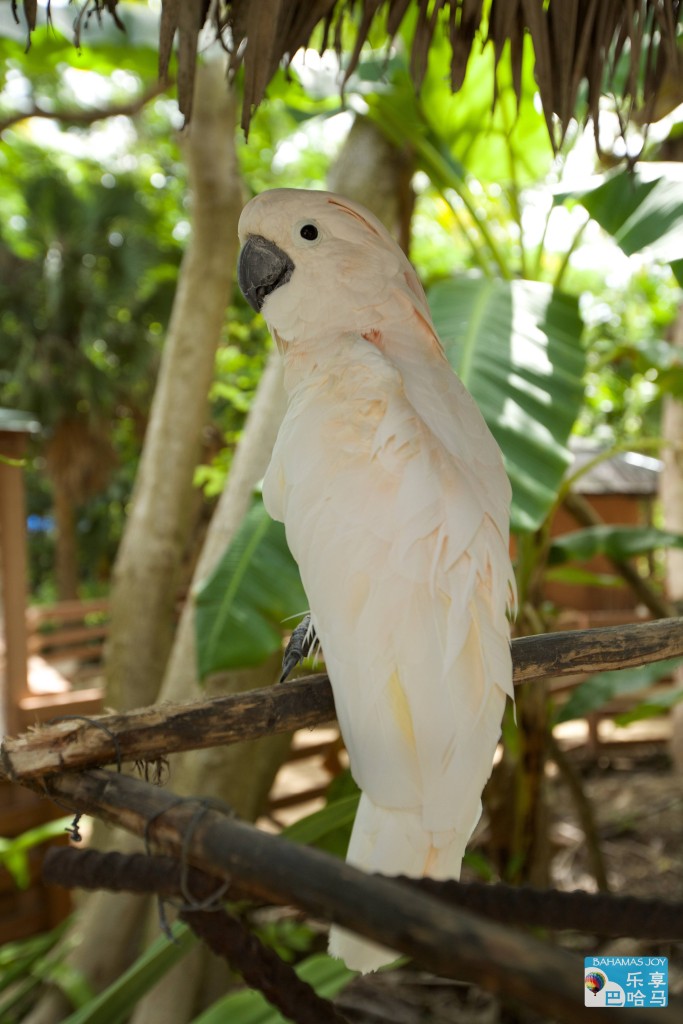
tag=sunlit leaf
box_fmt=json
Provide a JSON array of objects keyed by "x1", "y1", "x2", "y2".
[{"x1": 574, "y1": 164, "x2": 683, "y2": 266}]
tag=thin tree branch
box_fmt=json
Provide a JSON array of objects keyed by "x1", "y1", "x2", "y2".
[
  {"x1": 0, "y1": 79, "x2": 170, "y2": 135},
  {"x1": 37, "y1": 769, "x2": 680, "y2": 1024},
  {"x1": 546, "y1": 731, "x2": 610, "y2": 892},
  {"x1": 2, "y1": 619, "x2": 682, "y2": 782}
]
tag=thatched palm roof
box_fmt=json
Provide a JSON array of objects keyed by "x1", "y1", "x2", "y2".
[{"x1": 18, "y1": 1, "x2": 683, "y2": 143}]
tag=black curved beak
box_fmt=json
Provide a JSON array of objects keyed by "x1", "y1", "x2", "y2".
[{"x1": 238, "y1": 235, "x2": 295, "y2": 312}]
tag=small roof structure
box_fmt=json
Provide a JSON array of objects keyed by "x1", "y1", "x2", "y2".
[
  {"x1": 569, "y1": 439, "x2": 662, "y2": 497},
  {"x1": 0, "y1": 407, "x2": 40, "y2": 434}
]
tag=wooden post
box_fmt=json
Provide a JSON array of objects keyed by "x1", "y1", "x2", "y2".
[{"x1": 0, "y1": 425, "x2": 32, "y2": 736}]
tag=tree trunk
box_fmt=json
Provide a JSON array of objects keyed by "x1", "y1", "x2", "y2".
[
  {"x1": 26, "y1": 111, "x2": 417, "y2": 1024},
  {"x1": 129, "y1": 353, "x2": 289, "y2": 1024},
  {"x1": 107, "y1": 59, "x2": 243, "y2": 712},
  {"x1": 327, "y1": 115, "x2": 415, "y2": 250},
  {"x1": 661, "y1": 303, "x2": 683, "y2": 774},
  {"x1": 23, "y1": 62, "x2": 244, "y2": 1024}
]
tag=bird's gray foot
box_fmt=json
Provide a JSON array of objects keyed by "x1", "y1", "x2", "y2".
[{"x1": 280, "y1": 614, "x2": 316, "y2": 683}]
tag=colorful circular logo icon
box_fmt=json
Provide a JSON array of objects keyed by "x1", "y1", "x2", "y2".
[{"x1": 585, "y1": 970, "x2": 607, "y2": 995}]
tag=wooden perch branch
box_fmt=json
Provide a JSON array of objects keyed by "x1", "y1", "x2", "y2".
[
  {"x1": 37, "y1": 768, "x2": 678, "y2": 1024},
  {"x1": 2, "y1": 619, "x2": 681, "y2": 782}
]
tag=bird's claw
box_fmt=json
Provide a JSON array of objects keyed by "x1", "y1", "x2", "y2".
[{"x1": 280, "y1": 614, "x2": 316, "y2": 683}]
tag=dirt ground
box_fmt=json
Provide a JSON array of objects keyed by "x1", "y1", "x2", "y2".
[{"x1": 330, "y1": 730, "x2": 682, "y2": 1023}]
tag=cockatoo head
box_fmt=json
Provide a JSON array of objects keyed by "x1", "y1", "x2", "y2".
[{"x1": 237, "y1": 188, "x2": 435, "y2": 356}]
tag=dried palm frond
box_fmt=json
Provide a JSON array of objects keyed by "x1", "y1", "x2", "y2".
[{"x1": 16, "y1": 0, "x2": 683, "y2": 146}]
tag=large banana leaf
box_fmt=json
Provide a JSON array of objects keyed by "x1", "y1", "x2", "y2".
[
  {"x1": 572, "y1": 163, "x2": 683, "y2": 282},
  {"x1": 428, "y1": 276, "x2": 585, "y2": 532},
  {"x1": 195, "y1": 501, "x2": 308, "y2": 679}
]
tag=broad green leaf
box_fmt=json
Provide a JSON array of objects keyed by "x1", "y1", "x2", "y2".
[
  {"x1": 543, "y1": 567, "x2": 623, "y2": 588},
  {"x1": 62, "y1": 922, "x2": 196, "y2": 1024},
  {"x1": 555, "y1": 659, "x2": 682, "y2": 724},
  {"x1": 576, "y1": 164, "x2": 683, "y2": 266},
  {"x1": 548, "y1": 525, "x2": 683, "y2": 565},
  {"x1": 194, "y1": 500, "x2": 308, "y2": 679},
  {"x1": 0, "y1": 817, "x2": 72, "y2": 889},
  {"x1": 615, "y1": 687, "x2": 683, "y2": 726},
  {"x1": 192, "y1": 953, "x2": 355, "y2": 1024},
  {"x1": 283, "y1": 793, "x2": 359, "y2": 849},
  {"x1": 428, "y1": 276, "x2": 585, "y2": 531}
]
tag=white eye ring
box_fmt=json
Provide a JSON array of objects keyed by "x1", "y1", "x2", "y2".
[{"x1": 294, "y1": 219, "x2": 322, "y2": 245}]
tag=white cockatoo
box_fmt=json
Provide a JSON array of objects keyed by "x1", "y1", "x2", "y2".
[{"x1": 237, "y1": 189, "x2": 515, "y2": 972}]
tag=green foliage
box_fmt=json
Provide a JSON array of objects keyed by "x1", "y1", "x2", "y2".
[
  {"x1": 576, "y1": 269, "x2": 680, "y2": 442},
  {"x1": 614, "y1": 686, "x2": 683, "y2": 726},
  {"x1": 548, "y1": 525, "x2": 683, "y2": 564},
  {"x1": 555, "y1": 659, "x2": 682, "y2": 724},
  {"x1": 576, "y1": 164, "x2": 683, "y2": 267},
  {"x1": 194, "y1": 499, "x2": 308, "y2": 679},
  {"x1": 0, "y1": 921, "x2": 71, "y2": 1022},
  {"x1": 369, "y1": 31, "x2": 552, "y2": 188},
  {"x1": 251, "y1": 916, "x2": 316, "y2": 964},
  {"x1": 284, "y1": 790, "x2": 359, "y2": 860},
  {"x1": 0, "y1": 137, "x2": 179, "y2": 424},
  {"x1": 0, "y1": 818, "x2": 72, "y2": 889},
  {"x1": 61, "y1": 922, "x2": 196, "y2": 1024},
  {"x1": 429, "y1": 277, "x2": 585, "y2": 531},
  {"x1": 0, "y1": 19, "x2": 189, "y2": 595}
]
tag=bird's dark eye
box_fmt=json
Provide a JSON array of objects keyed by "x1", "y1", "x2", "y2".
[{"x1": 300, "y1": 223, "x2": 319, "y2": 241}]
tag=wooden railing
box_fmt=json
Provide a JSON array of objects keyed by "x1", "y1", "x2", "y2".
[
  {"x1": 26, "y1": 598, "x2": 109, "y2": 670},
  {"x1": 11, "y1": 599, "x2": 109, "y2": 728}
]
